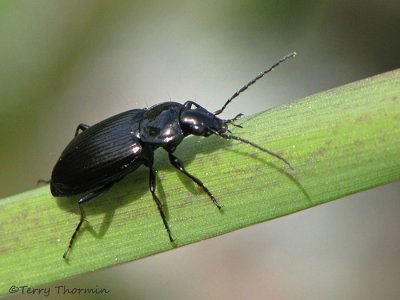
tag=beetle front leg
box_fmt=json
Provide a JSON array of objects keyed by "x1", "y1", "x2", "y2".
[
  {"x1": 168, "y1": 153, "x2": 221, "y2": 209},
  {"x1": 74, "y1": 123, "x2": 90, "y2": 137},
  {"x1": 149, "y1": 164, "x2": 175, "y2": 242},
  {"x1": 63, "y1": 183, "x2": 112, "y2": 259}
]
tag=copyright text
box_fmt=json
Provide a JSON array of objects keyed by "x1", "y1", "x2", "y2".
[{"x1": 9, "y1": 285, "x2": 110, "y2": 296}]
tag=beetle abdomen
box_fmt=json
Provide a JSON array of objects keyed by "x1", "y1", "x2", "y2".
[{"x1": 51, "y1": 109, "x2": 146, "y2": 196}]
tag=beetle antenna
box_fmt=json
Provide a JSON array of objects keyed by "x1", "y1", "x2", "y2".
[
  {"x1": 214, "y1": 52, "x2": 296, "y2": 116},
  {"x1": 212, "y1": 130, "x2": 293, "y2": 170}
]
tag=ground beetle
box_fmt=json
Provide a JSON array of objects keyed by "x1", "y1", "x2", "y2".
[{"x1": 51, "y1": 52, "x2": 296, "y2": 258}]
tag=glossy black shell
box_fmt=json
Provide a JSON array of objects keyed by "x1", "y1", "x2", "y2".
[
  {"x1": 139, "y1": 102, "x2": 185, "y2": 150},
  {"x1": 50, "y1": 102, "x2": 190, "y2": 196},
  {"x1": 51, "y1": 109, "x2": 146, "y2": 195}
]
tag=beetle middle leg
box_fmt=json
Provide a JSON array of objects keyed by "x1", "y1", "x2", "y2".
[
  {"x1": 63, "y1": 183, "x2": 112, "y2": 259},
  {"x1": 74, "y1": 123, "x2": 90, "y2": 137},
  {"x1": 168, "y1": 152, "x2": 221, "y2": 209},
  {"x1": 148, "y1": 163, "x2": 175, "y2": 242}
]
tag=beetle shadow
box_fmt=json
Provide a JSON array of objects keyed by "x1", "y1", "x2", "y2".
[
  {"x1": 225, "y1": 147, "x2": 311, "y2": 204},
  {"x1": 158, "y1": 132, "x2": 311, "y2": 207},
  {"x1": 55, "y1": 167, "x2": 151, "y2": 241}
]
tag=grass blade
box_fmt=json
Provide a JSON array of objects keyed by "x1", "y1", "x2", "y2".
[{"x1": 1, "y1": 69, "x2": 399, "y2": 294}]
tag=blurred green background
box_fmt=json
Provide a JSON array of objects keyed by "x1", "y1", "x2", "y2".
[{"x1": 1, "y1": 0, "x2": 399, "y2": 299}]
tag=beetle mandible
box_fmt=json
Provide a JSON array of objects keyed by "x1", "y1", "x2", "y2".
[{"x1": 51, "y1": 52, "x2": 296, "y2": 258}]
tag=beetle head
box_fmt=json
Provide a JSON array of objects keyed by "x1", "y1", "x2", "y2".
[
  {"x1": 180, "y1": 106, "x2": 228, "y2": 137},
  {"x1": 179, "y1": 101, "x2": 292, "y2": 169}
]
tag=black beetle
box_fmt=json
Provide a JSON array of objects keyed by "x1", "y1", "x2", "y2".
[{"x1": 51, "y1": 52, "x2": 296, "y2": 258}]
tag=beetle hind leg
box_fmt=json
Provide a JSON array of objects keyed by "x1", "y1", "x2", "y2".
[
  {"x1": 149, "y1": 164, "x2": 175, "y2": 242},
  {"x1": 168, "y1": 152, "x2": 222, "y2": 209},
  {"x1": 63, "y1": 183, "x2": 112, "y2": 259}
]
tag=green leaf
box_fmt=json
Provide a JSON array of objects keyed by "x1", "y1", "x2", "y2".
[{"x1": 1, "y1": 69, "x2": 399, "y2": 294}]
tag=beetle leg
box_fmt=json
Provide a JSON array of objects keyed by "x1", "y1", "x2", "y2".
[
  {"x1": 37, "y1": 178, "x2": 51, "y2": 185},
  {"x1": 63, "y1": 184, "x2": 112, "y2": 259},
  {"x1": 168, "y1": 152, "x2": 222, "y2": 209},
  {"x1": 183, "y1": 100, "x2": 207, "y2": 110},
  {"x1": 74, "y1": 123, "x2": 90, "y2": 137},
  {"x1": 149, "y1": 164, "x2": 175, "y2": 242}
]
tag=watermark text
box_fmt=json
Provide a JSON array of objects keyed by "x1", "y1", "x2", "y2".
[{"x1": 9, "y1": 285, "x2": 110, "y2": 296}]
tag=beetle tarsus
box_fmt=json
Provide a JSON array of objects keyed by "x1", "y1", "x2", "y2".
[
  {"x1": 149, "y1": 164, "x2": 175, "y2": 242},
  {"x1": 37, "y1": 178, "x2": 51, "y2": 185},
  {"x1": 62, "y1": 184, "x2": 112, "y2": 259},
  {"x1": 63, "y1": 217, "x2": 84, "y2": 259},
  {"x1": 168, "y1": 152, "x2": 222, "y2": 209}
]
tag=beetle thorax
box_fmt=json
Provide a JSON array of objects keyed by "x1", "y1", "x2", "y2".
[{"x1": 139, "y1": 102, "x2": 185, "y2": 150}]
